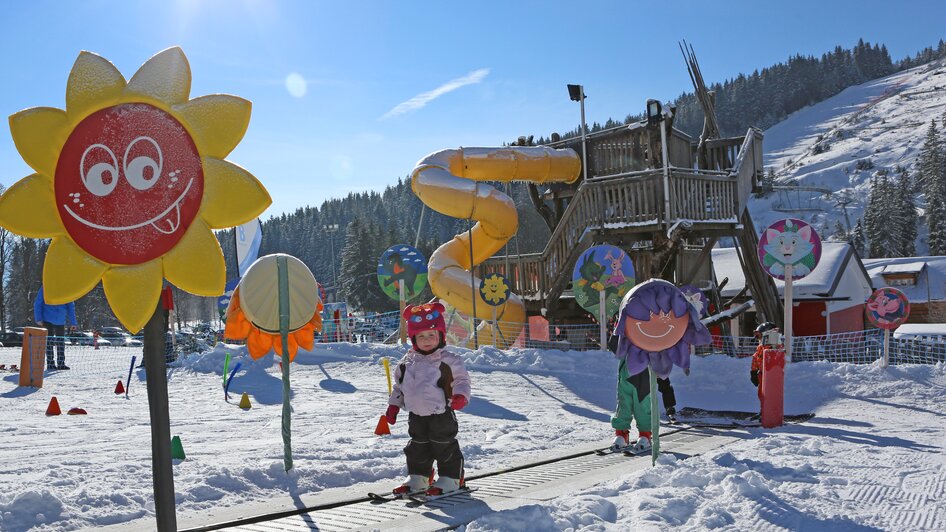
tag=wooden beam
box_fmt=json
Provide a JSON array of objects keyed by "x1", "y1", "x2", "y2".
[{"x1": 681, "y1": 237, "x2": 718, "y2": 285}]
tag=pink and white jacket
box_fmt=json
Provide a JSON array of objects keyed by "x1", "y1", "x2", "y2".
[{"x1": 388, "y1": 348, "x2": 471, "y2": 416}]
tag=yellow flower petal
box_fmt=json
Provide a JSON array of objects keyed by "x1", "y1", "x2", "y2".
[
  {"x1": 0, "y1": 174, "x2": 65, "y2": 237},
  {"x1": 66, "y1": 51, "x2": 127, "y2": 121},
  {"x1": 174, "y1": 95, "x2": 251, "y2": 158},
  {"x1": 42, "y1": 237, "x2": 108, "y2": 304},
  {"x1": 102, "y1": 261, "x2": 163, "y2": 334},
  {"x1": 8, "y1": 107, "x2": 69, "y2": 177},
  {"x1": 199, "y1": 158, "x2": 271, "y2": 228},
  {"x1": 163, "y1": 218, "x2": 226, "y2": 296},
  {"x1": 124, "y1": 47, "x2": 191, "y2": 106}
]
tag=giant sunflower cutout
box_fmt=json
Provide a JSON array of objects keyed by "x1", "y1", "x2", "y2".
[
  {"x1": 224, "y1": 254, "x2": 323, "y2": 361},
  {"x1": 0, "y1": 47, "x2": 270, "y2": 332}
]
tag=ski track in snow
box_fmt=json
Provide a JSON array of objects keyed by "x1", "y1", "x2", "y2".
[{"x1": 0, "y1": 341, "x2": 943, "y2": 531}]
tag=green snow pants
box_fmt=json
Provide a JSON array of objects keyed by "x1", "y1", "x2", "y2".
[{"x1": 611, "y1": 359, "x2": 652, "y2": 433}]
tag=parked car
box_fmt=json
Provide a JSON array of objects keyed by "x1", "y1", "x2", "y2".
[
  {"x1": 68, "y1": 331, "x2": 112, "y2": 347},
  {"x1": 0, "y1": 331, "x2": 24, "y2": 348},
  {"x1": 96, "y1": 328, "x2": 143, "y2": 347}
]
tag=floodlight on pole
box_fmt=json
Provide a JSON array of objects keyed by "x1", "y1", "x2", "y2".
[
  {"x1": 567, "y1": 84, "x2": 588, "y2": 182},
  {"x1": 323, "y1": 223, "x2": 339, "y2": 301}
]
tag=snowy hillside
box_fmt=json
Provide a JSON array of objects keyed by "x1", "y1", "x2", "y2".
[{"x1": 751, "y1": 59, "x2": 946, "y2": 250}]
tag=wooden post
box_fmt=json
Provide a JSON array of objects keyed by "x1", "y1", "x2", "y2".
[
  {"x1": 882, "y1": 328, "x2": 890, "y2": 368},
  {"x1": 398, "y1": 280, "x2": 407, "y2": 345},
  {"x1": 19, "y1": 327, "x2": 47, "y2": 388},
  {"x1": 598, "y1": 290, "x2": 607, "y2": 350},
  {"x1": 143, "y1": 299, "x2": 176, "y2": 531}
]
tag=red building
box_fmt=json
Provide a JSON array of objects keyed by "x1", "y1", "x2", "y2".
[{"x1": 712, "y1": 242, "x2": 873, "y2": 337}]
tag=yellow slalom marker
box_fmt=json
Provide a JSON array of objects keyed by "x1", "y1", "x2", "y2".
[{"x1": 381, "y1": 357, "x2": 393, "y2": 395}]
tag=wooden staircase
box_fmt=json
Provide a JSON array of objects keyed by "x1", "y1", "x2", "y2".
[{"x1": 481, "y1": 127, "x2": 781, "y2": 324}]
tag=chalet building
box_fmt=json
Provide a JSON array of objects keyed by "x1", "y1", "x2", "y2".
[
  {"x1": 862, "y1": 256, "x2": 946, "y2": 323},
  {"x1": 712, "y1": 242, "x2": 873, "y2": 336}
]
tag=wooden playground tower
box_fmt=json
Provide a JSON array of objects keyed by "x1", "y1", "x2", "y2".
[{"x1": 480, "y1": 46, "x2": 783, "y2": 329}]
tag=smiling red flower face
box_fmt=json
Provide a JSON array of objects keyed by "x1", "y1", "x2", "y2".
[
  {"x1": 55, "y1": 103, "x2": 204, "y2": 264},
  {"x1": 624, "y1": 310, "x2": 689, "y2": 352}
]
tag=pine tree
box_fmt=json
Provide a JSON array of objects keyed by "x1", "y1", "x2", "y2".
[
  {"x1": 893, "y1": 171, "x2": 918, "y2": 257},
  {"x1": 851, "y1": 219, "x2": 866, "y2": 256},
  {"x1": 925, "y1": 120, "x2": 946, "y2": 255}
]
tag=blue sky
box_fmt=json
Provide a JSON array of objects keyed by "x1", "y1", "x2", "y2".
[{"x1": 2, "y1": 0, "x2": 945, "y2": 217}]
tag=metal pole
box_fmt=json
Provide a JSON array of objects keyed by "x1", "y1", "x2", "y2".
[
  {"x1": 469, "y1": 218, "x2": 479, "y2": 350},
  {"x1": 784, "y1": 264, "x2": 793, "y2": 363},
  {"x1": 144, "y1": 299, "x2": 176, "y2": 531},
  {"x1": 659, "y1": 115, "x2": 672, "y2": 227},
  {"x1": 580, "y1": 86, "x2": 588, "y2": 183},
  {"x1": 414, "y1": 205, "x2": 426, "y2": 249},
  {"x1": 330, "y1": 231, "x2": 337, "y2": 300}
]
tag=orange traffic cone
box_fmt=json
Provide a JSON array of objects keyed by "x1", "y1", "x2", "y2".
[
  {"x1": 374, "y1": 415, "x2": 390, "y2": 435},
  {"x1": 46, "y1": 396, "x2": 62, "y2": 416},
  {"x1": 114, "y1": 380, "x2": 125, "y2": 394}
]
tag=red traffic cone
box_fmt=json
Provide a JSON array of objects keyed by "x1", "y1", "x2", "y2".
[
  {"x1": 67, "y1": 407, "x2": 87, "y2": 415},
  {"x1": 374, "y1": 415, "x2": 391, "y2": 435},
  {"x1": 46, "y1": 396, "x2": 62, "y2": 416},
  {"x1": 114, "y1": 380, "x2": 125, "y2": 395}
]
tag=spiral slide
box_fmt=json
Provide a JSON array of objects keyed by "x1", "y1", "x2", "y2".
[{"x1": 410, "y1": 147, "x2": 581, "y2": 347}]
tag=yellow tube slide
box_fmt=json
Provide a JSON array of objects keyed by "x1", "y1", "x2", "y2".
[{"x1": 410, "y1": 147, "x2": 581, "y2": 348}]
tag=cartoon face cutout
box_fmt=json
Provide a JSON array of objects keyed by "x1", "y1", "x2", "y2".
[
  {"x1": 480, "y1": 274, "x2": 510, "y2": 306},
  {"x1": 867, "y1": 293, "x2": 900, "y2": 318},
  {"x1": 865, "y1": 287, "x2": 909, "y2": 329},
  {"x1": 624, "y1": 309, "x2": 689, "y2": 352},
  {"x1": 55, "y1": 103, "x2": 204, "y2": 264},
  {"x1": 764, "y1": 224, "x2": 814, "y2": 265}
]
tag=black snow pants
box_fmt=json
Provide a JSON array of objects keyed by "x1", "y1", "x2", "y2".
[{"x1": 405, "y1": 410, "x2": 464, "y2": 479}]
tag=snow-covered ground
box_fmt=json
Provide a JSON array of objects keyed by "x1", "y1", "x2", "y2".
[
  {"x1": 751, "y1": 59, "x2": 946, "y2": 250},
  {"x1": 0, "y1": 342, "x2": 943, "y2": 531}
]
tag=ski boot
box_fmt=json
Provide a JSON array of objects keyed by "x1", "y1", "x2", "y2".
[
  {"x1": 426, "y1": 473, "x2": 463, "y2": 496},
  {"x1": 632, "y1": 432, "x2": 652, "y2": 452},
  {"x1": 392, "y1": 472, "x2": 431, "y2": 495},
  {"x1": 666, "y1": 406, "x2": 677, "y2": 423},
  {"x1": 610, "y1": 429, "x2": 630, "y2": 451}
]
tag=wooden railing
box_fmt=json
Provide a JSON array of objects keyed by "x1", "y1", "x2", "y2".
[{"x1": 483, "y1": 128, "x2": 762, "y2": 303}]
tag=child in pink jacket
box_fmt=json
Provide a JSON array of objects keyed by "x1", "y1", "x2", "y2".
[{"x1": 385, "y1": 302, "x2": 472, "y2": 496}]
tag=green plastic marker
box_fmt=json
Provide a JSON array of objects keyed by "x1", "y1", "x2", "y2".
[{"x1": 223, "y1": 352, "x2": 231, "y2": 389}]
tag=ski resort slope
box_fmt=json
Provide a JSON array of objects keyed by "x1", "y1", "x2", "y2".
[
  {"x1": 0, "y1": 343, "x2": 943, "y2": 531},
  {"x1": 751, "y1": 60, "x2": 946, "y2": 250}
]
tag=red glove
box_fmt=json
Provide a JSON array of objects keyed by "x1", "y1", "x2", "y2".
[
  {"x1": 450, "y1": 395, "x2": 468, "y2": 411},
  {"x1": 385, "y1": 405, "x2": 399, "y2": 425}
]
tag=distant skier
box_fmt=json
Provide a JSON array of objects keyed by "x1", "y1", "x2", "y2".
[
  {"x1": 384, "y1": 302, "x2": 471, "y2": 496},
  {"x1": 750, "y1": 322, "x2": 782, "y2": 404}
]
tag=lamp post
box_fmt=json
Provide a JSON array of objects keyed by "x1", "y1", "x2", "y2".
[
  {"x1": 567, "y1": 84, "x2": 588, "y2": 182},
  {"x1": 647, "y1": 99, "x2": 672, "y2": 227},
  {"x1": 323, "y1": 223, "x2": 338, "y2": 302}
]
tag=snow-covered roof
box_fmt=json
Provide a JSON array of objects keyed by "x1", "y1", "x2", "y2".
[
  {"x1": 712, "y1": 242, "x2": 867, "y2": 299},
  {"x1": 863, "y1": 255, "x2": 946, "y2": 302},
  {"x1": 881, "y1": 262, "x2": 926, "y2": 275},
  {"x1": 892, "y1": 323, "x2": 946, "y2": 338}
]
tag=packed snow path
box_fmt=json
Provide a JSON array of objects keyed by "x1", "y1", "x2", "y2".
[{"x1": 177, "y1": 426, "x2": 744, "y2": 531}]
